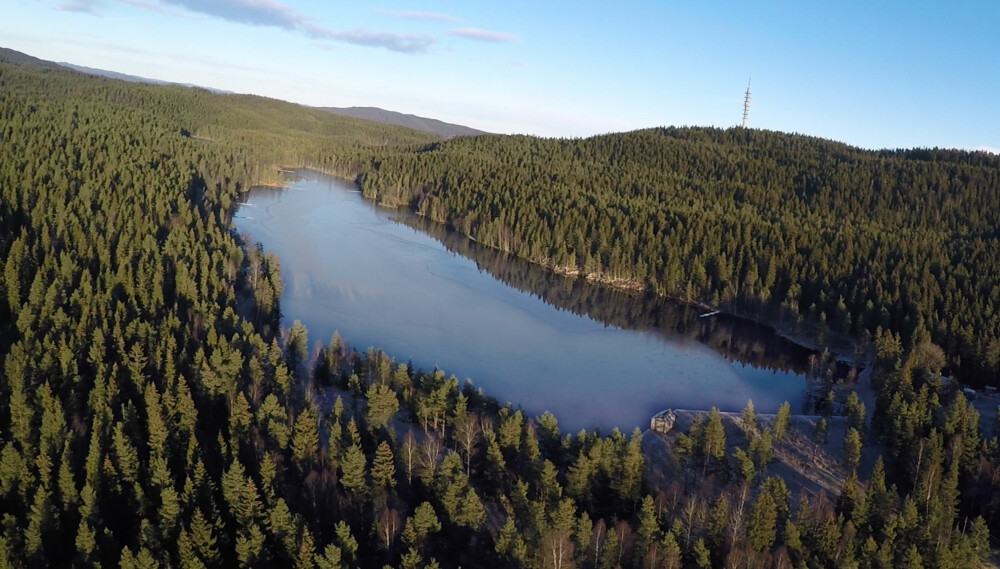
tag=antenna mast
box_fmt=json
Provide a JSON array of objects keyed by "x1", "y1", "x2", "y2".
[{"x1": 741, "y1": 78, "x2": 751, "y2": 128}]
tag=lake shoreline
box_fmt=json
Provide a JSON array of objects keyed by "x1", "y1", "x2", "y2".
[
  {"x1": 248, "y1": 166, "x2": 864, "y2": 369},
  {"x1": 234, "y1": 169, "x2": 850, "y2": 431},
  {"x1": 345, "y1": 168, "x2": 862, "y2": 368},
  {"x1": 250, "y1": 165, "x2": 865, "y2": 367}
]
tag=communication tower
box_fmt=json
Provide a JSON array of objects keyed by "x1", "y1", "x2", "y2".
[{"x1": 741, "y1": 78, "x2": 751, "y2": 128}]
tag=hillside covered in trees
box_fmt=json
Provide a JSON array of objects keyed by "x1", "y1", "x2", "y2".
[
  {"x1": 1, "y1": 50, "x2": 998, "y2": 568},
  {"x1": 358, "y1": 130, "x2": 1000, "y2": 387}
]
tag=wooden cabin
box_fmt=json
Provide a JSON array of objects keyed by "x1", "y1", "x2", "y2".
[{"x1": 650, "y1": 409, "x2": 676, "y2": 434}]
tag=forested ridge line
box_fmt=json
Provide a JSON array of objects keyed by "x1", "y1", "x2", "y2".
[
  {"x1": 0, "y1": 51, "x2": 998, "y2": 569},
  {"x1": 399, "y1": 216, "x2": 821, "y2": 377},
  {"x1": 358, "y1": 128, "x2": 1000, "y2": 387}
]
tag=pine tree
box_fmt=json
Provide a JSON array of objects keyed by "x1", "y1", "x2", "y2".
[
  {"x1": 550, "y1": 497, "x2": 577, "y2": 534},
  {"x1": 291, "y1": 406, "x2": 320, "y2": 470},
  {"x1": 229, "y1": 392, "x2": 253, "y2": 439},
  {"x1": 635, "y1": 494, "x2": 661, "y2": 557},
  {"x1": 692, "y1": 538, "x2": 712, "y2": 569},
  {"x1": 265, "y1": 498, "x2": 295, "y2": 555},
  {"x1": 702, "y1": 408, "x2": 726, "y2": 475},
  {"x1": 57, "y1": 441, "x2": 78, "y2": 511},
  {"x1": 119, "y1": 546, "x2": 160, "y2": 569},
  {"x1": 496, "y1": 517, "x2": 528, "y2": 565},
  {"x1": 235, "y1": 523, "x2": 266, "y2": 566},
  {"x1": 843, "y1": 427, "x2": 862, "y2": 472},
  {"x1": 845, "y1": 391, "x2": 866, "y2": 432},
  {"x1": 75, "y1": 519, "x2": 98, "y2": 563},
  {"x1": 158, "y1": 486, "x2": 181, "y2": 539},
  {"x1": 399, "y1": 547, "x2": 422, "y2": 569},
  {"x1": 314, "y1": 544, "x2": 343, "y2": 569},
  {"x1": 747, "y1": 492, "x2": 777, "y2": 552},
  {"x1": 772, "y1": 401, "x2": 791, "y2": 441},
  {"x1": 286, "y1": 319, "x2": 309, "y2": 371},
  {"x1": 339, "y1": 444, "x2": 368, "y2": 496},
  {"x1": 189, "y1": 508, "x2": 220, "y2": 565},
  {"x1": 176, "y1": 529, "x2": 204, "y2": 569},
  {"x1": 750, "y1": 430, "x2": 773, "y2": 470},
  {"x1": 456, "y1": 487, "x2": 485, "y2": 530},
  {"x1": 411, "y1": 502, "x2": 441, "y2": 548},
  {"x1": 334, "y1": 521, "x2": 358, "y2": 566},
  {"x1": 613, "y1": 428, "x2": 644, "y2": 507},
  {"x1": 901, "y1": 544, "x2": 923, "y2": 569},
  {"x1": 733, "y1": 447, "x2": 755, "y2": 486},
  {"x1": 365, "y1": 383, "x2": 399, "y2": 432},
  {"x1": 741, "y1": 399, "x2": 757, "y2": 435},
  {"x1": 371, "y1": 441, "x2": 397, "y2": 490},
  {"x1": 654, "y1": 530, "x2": 679, "y2": 569},
  {"x1": 707, "y1": 494, "x2": 729, "y2": 555},
  {"x1": 296, "y1": 527, "x2": 316, "y2": 569},
  {"x1": 24, "y1": 485, "x2": 51, "y2": 562}
]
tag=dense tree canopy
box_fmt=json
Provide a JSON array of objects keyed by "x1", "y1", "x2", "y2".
[
  {"x1": 360, "y1": 129, "x2": 1000, "y2": 386},
  {"x1": 0, "y1": 52, "x2": 997, "y2": 568}
]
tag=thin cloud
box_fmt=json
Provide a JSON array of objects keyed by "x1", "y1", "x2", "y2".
[
  {"x1": 375, "y1": 9, "x2": 456, "y2": 22},
  {"x1": 118, "y1": 0, "x2": 435, "y2": 53},
  {"x1": 119, "y1": 0, "x2": 198, "y2": 19},
  {"x1": 58, "y1": 0, "x2": 100, "y2": 13},
  {"x1": 449, "y1": 27, "x2": 518, "y2": 43},
  {"x1": 305, "y1": 26, "x2": 434, "y2": 54},
  {"x1": 159, "y1": 0, "x2": 310, "y2": 29}
]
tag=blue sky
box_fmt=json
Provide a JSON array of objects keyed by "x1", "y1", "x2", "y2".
[{"x1": 2, "y1": 0, "x2": 998, "y2": 151}]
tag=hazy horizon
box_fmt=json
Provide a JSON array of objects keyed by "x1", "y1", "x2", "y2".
[{"x1": 3, "y1": 1, "x2": 997, "y2": 152}]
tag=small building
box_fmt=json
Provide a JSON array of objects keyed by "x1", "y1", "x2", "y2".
[
  {"x1": 963, "y1": 387, "x2": 977, "y2": 400},
  {"x1": 985, "y1": 386, "x2": 998, "y2": 394},
  {"x1": 651, "y1": 409, "x2": 676, "y2": 434}
]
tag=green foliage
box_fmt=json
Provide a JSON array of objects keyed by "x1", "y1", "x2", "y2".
[
  {"x1": 0, "y1": 52, "x2": 995, "y2": 569},
  {"x1": 741, "y1": 399, "x2": 757, "y2": 435},
  {"x1": 411, "y1": 502, "x2": 441, "y2": 544},
  {"x1": 772, "y1": 401, "x2": 791, "y2": 441},
  {"x1": 842, "y1": 427, "x2": 862, "y2": 472},
  {"x1": 285, "y1": 320, "x2": 309, "y2": 371},
  {"x1": 845, "y1": 391, "x2": 866, "y2": 432},
  {"x1": 733, "y1": 448, "x2": 755, "y2": 485},
  {"x1": 371, "y1": 441, "x2": 397, "y2": 490},
  {"x1": 692, "y1": 538, "x2": 712, "y2": 568},
  {"x1": 359, "y1": 127, "x2": 1000, "y2": 387},
  {"x1": 701, "y1": 407, "x2": 727, "y2": 474},
  {"x1": 747, "y1": 491, "x2": 778, "y2": 552},
  {"x1": 365, "y1": 383, "x2": 399, "y2": 432},
  {"x1": 339, "y1": 444, "x2": 368, "y2": 496},
  {"x1": 291, "y1": 405, "x2": 320, "y2": 469}
]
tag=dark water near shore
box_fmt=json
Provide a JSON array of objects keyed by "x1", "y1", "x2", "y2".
[{"x1": 235, "y1": 172, "x2": 818, "y2": 432}]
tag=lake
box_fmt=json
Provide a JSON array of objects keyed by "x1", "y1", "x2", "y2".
[{"x1": 235, "y1": 171, "x2": 817, "y2": 432}]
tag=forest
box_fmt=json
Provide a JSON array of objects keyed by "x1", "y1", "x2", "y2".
[
  {"x1": 358, "y1": 129, "x2": 1000, "y2": 387},
  {"x1": 399, "y1": 216, "x2": 822, "y2": 377},
  {"x1": 0, "y1": 50, "x2": 998, "y2": 568}
]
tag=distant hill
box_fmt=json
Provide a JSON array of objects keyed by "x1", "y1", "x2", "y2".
[
  {"x1": 359, "y1": 126, "x2": 1000, "y2": 387},
  {"x1": 58, "y1": 62, "x2": 172, "y2": 85},
  {"x1": 57, "y1": 62, "x2": 232, "y2": 93},
  {"x1": 319, "y1": 106, "x2": 486, "y2": 139},
  {"x1": 0, "y1": 47, "x2": 66, "y2": 70}
]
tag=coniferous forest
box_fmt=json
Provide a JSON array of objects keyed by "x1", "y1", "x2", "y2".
[
  {"x1": 1, "y1": 50, "x2": 999, "y2": 568},
  {"x1": 359, "y1": 130, "x2": 1000, "y2": 387}
]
